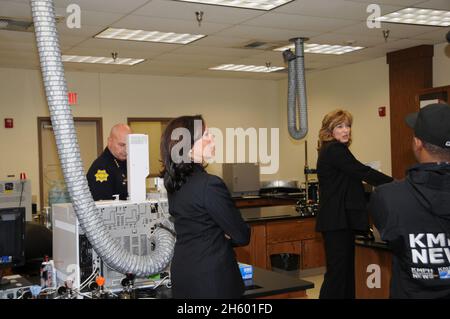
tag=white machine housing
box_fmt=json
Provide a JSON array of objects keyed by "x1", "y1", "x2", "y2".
[
  {"x1": 52, "y1": 199, "x2": 170, "y2": 292},
  {"x1": 127, "y1": 134, "x2": 149, "y2": 203}
]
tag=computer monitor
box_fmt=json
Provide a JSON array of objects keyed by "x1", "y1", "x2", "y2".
[
  {"x1": 0, "y1": 207, "x2": 25, "y2": 286},
  {"x1": 0, "y1": 180, "x2": 32, "y2": 221}
]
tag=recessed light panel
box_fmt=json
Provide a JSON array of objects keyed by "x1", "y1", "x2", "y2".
[
  {"x1": 209, "y1": 64, "x2": 284, "y2": 72},
  {"x1": 62, "y1": 55, "x2": 145, "y2": 65},
  {"x1": 95, "y1": 28, "x2": 205, "y2": 44},
  {"x1": 274, "y1": 43, "x2": 364, "y2": 55},
  {"x1": 174, "y1": 0, "x2": 293, "y2": 11},
  {"x1": 376, "y1": 8, "x2": 450, "y2": 27}
]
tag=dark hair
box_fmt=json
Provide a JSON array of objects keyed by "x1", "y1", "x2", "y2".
[
  {"x1": 422, "y1": 141, "x2": 450, "y2": 162},
  {"x1": 160, "y1": 115, "x2": 205, "y2": 193}
]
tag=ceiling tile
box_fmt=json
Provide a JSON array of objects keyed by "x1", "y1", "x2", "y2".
[
  {"x1": 111, "y1": 14, "x2": 231, "y2": 35},
  {"x1": 63, "y1": 62, "x2": 131, "y2": 73},
  {"x1": 236, "y1": 51, "x2": 286, "y2": 65},
  {"x1": 57, "y1": 24, "x2": 105, "y2": 37},
  {"x1": 151, "y1": 52, "x2": 237, "y2": 65},
  {"x1": 0, "y1": 42, "x2": 37, "y2": 55},
  {"x1": 243, "y1": 13, "x2": 358, "y2": 32},
  {"x1": 72, "y1": 38, "x2": 180, "y2": 56},
  {"x1": 0, "y1": 1, "x2": 32, "y2": 18},
  {"x1": 334, "y1": 21, "x2": 445, "y2": 38},
  {"x1": 133, "y1": 0, "x2": 265, "y2": 24},
  {"x1": 64, "y1": 10, "x2": 124, "y2": 27},
  {"x1": 308, "y1": 32, "x2": 389, "y2": 47},
  {"x1": 63, "y1": 47, "x2": 151, "y2": 60},
  {"x1": 413, "y1": 0, "x2": 450, "y2": 10},
  {"x1": 188, "y1": 35, "x2": 253, "y2": 48},
  {"x1": 119, "y1": 67, "x2": 197, "y2": 77},
  {"x1": 58, "y1": 34, "x2": 93, "y2": 48},
  {"x1": 191, "y1": 69, "x2": 287, "y2": 80},
  {"x1": 216, "y1": 25, "x2": 323, "y2": 42},
  {"x1": 413, "y1": 27, "x2": 450, "y2": 42},
  {"x1": 0, "y1": 29, "x2": 34, "y2": 42},
  {"x1": 343, "y1": 0, "x2": 426, "y2": 5},
  {"x1": 52, "y1": 0, "x2": 151, "y2": 14},
  {"x1": 171, "y1": 45, "x2": 259, "y2": 58},
  {"x1": 348, "y1": 38, "x2": 437, "y2": 58},
  {"x1": 274, "y1": 0, "x2": 403, "y2": 20}
]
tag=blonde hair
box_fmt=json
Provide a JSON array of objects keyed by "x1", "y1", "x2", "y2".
[{"x1": 318, "y1": 109, "x2": 353, "y2": 150}]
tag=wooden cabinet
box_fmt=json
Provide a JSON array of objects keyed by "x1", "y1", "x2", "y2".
[
  {"x1": 355, "y1": 244, "x2": 392, "y2": 299},
  {"x1": 235, "y1": 223, "x2": 267, "y2": 268},
  {"x1": 302, "y1": 237, "x2": 325, "y2": 269},
  {"x1": 235, "y1": 218, "x2": 325, "y2": 271},
  {"x1": 266, "y1": 219, "x2": 316, "y2": 243}
]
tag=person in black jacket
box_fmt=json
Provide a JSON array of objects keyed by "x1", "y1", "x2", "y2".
[
  {"x1": 86, "y1": 123, "x2": 131, "y2": 200},
  {"x1": 316, "y1": 109, "x2": 393, "y2": 299},
  {"x1": 160, "y1": 115, "x2": 251, "y2": 299},
  {"x1": 369, "y1": 103, "x2": 450, "y2": 298}
]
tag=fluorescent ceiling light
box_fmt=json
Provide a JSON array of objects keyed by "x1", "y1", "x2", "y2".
[
  {"x1": 209, "y1": 64, "x2": 284, "y2": 73},
  {"x1": 95, "y1": 27, "x2": 205, "y2": 44},
  {"x1": 274, "y1": 43, "x2": 364, "y2": 55},
  {"x1": 62, "y1": 55, "x2": 145, "y2": 66},
  {"x1": 376, "y1": 8, "x2": 450, "y2": 27},
  {"x1": 173, "y1": 0, "x2": 293, "y2": 10}
]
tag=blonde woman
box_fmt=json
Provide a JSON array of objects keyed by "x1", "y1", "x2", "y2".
[{"x1": 316, "y1": 109, "x2": 392, "y2": 299}]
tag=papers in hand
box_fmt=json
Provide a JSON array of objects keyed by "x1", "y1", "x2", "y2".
[{"x1": 365, "y1": 161, "x2": 381, "y2": 172}]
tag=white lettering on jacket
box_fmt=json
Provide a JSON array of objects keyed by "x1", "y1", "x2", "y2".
[{"x1": 409, "y1": 233, "x2": 450, "y2": 265}]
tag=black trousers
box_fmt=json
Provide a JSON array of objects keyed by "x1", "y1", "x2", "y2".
[{"x1": 319, "y1": 229, "x2": 355, "y2": 299}]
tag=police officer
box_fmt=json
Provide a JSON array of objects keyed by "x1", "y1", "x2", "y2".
[{"x1": 87, "y1": 123, "x2": 131, "y2": 200}]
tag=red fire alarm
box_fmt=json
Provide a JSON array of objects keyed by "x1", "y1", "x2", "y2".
[
  {"x1": 4, "y1": 118, "x2": 13, "y2": 128},
  {"x1": 378, "y1": 106, "x2": 386, "y2": 117}
]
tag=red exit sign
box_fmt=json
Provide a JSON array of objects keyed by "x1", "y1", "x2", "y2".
[{"x1": 68, "y1": 92, "x2": 78, "y2": 105}]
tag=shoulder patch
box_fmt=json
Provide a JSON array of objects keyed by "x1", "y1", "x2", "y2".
[{"x1": 95, "y1": 169, "x2": 109, "y2": 182}]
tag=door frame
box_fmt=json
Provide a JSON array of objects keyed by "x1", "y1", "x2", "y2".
[{"x1": 37, "y1": 117, "x2": 103, "y2": 210}]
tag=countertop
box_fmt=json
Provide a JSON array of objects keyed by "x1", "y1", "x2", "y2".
[
  {"x1": 240, "y1": 205, "x2": 312, "y2": 223},
  {"x1": 234, "y1": 193, "x2": 304, "y2": 201},
  {"x1": 17, "y1": 266, "x2": 314, "y2": 299},
  {"x1": 355, "y1": 239, "x2": 390, "y2": 251},
  {"x1": 243, "y1": 266, "x2": 314, "y2": 298},
  {"x1": 144, "y1": 266, "x2": 315, "y2": 299}
]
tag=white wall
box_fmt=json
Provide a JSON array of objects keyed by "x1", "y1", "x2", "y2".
[
  {"x1": 1, "y1": 42, "x2": 448, "y2": 209},
  {"x1": 0, "y1": 68, "x2": 280, "y2": 209},
  {"x1": 278, "y1": 57, "x2": 392, "y2": 184},
  {"x1": 433, "y1": 42, "x2": 450, "y2": 87}
]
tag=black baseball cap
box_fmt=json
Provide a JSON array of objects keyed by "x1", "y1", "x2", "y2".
[{"x1": 405, "y1": 103, "x2": 450, "y2": 149}]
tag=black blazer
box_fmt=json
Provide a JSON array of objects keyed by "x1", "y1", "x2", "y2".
[
  {"x1": 168, "y1": 165, "x2": 251, "y2": 299},
  {"x1": 316, "y1": 141, "x2": 393, "y2": 232}
]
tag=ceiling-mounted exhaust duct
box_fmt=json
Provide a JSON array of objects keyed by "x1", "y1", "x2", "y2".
[{"x1": 284, "y1": 37, "x2": 309, "y2": 140}]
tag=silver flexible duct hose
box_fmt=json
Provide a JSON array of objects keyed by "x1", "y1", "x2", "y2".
[
  {"x1": 30, "y1": 0, "x2": 174, "y2": 277},
  {"x1": 286, "y1": 38, "x2": 308, "y2": 140}
]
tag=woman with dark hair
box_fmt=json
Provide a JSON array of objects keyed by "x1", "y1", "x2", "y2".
[
  {"x1": 160, "y1": 115, "x2": 250, "y2": 299},
  {"x1": 316, "y1": 109, "x2": 393, "y2": 299}
]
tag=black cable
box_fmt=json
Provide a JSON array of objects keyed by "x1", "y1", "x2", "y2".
[{"x1": 18, "y1": 181, "x2": 25, "y2": 209}]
